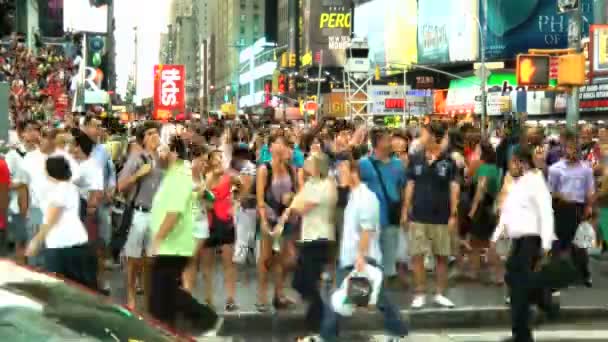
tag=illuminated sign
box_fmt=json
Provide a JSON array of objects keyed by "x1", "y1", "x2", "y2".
[
  {"x1": 385, "y1": 98, "x2": 405, "y2": 109},
  {"x1": 303, "y1": 0, "x2": 352, "y2": 67},
  {"x1": 153, "y1": 64, "x2": 185, "y2": 120},
  {"x1": 319, "y1": 13, "x2": 351, "y2": 28},
  {"x1": 516, "y1": 54, "x2": 550, "y2": 86},
  {"x1": 278, "y1": 74, "x2": 287, "y2": 94},
  {"x1": 590, "y1": 25, "x2": 608, "y2": 77},
  {"x1": 264, "y1": 80, "x2": 272, "y2": 107},
  {"x1": 239, "y1": 62, "x2": 277, "y2": 85}
]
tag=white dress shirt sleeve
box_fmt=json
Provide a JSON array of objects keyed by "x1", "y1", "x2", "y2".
[{"x1": 531, "y1": 173, "x2": 555, "y2": 251}]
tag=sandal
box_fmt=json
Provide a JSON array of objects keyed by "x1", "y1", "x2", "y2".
[
  {"x1": 225, "y1": 299, "x2": 239, "y2": 312},
  {"x1": 255, "y1": 303, "x2": 270, "y2": 313}
]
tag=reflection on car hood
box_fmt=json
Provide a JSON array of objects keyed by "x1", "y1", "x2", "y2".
[{"x1": 0, "y1": 260, "x2": 175, "y2": 342}]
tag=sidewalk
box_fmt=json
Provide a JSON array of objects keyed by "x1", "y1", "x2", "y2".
[{"x1": 108, "y1": 258, "x2": 608, "y2": 334}]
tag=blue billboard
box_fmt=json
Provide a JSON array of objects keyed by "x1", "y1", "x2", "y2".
[{"x1": 480, "y1": 0, "x2": 594, "y2": 61}]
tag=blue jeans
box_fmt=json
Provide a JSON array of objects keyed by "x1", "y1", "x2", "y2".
[
  {"x1": 320, "y1": 262, "x2": 408, "y2": 341},
  {"x1": 380, "y1": 226, "x2": 400, "y2": 277}
]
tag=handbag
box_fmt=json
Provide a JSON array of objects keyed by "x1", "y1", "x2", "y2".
[
  {"x1": 370, "y1": 160, "x2": 402, "y2": 226},
  {"x1": 110, "y1": 156, "x2": 148, "y2": 255}
]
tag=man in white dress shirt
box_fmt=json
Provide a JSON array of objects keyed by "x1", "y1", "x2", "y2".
[{"x1": 495, "y1": 146, "x2": 557, "y2": 342}]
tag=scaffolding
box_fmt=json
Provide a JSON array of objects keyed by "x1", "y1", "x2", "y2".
[{"x1": 343, "y1": 38, "x2": 373, "y2": 124}]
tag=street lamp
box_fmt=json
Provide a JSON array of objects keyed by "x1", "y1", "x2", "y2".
[{"x1": 463, "y1": 11, "x2": 488, "y2": 139}]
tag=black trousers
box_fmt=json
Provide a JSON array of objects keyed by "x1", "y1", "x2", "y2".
[
  {"x1": 44, "y1": 243, "x2": 98, "y2": 292},
  {"x1": 506, "y1": 236, "x2": 555, "y2": 342},
  {"x1": 292, "y1": 240, "x2": 332, "y2": 330},
  {"x1": 149, "y1": 255, "x2": 219, "y2": 332},
  {"x1": 553, "y1": 201, "x2": 591, "y2": 282}
]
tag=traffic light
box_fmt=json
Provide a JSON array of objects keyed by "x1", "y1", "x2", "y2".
[
  {"x1": 516, "y1": 54, "x2": 550, "y2": 87},
  {"x1": 289, "y1": 53, "x2": 296, "y2": 68},
  {"x1": 557, "y1": 53, "x2": 585, "y2": 86}
]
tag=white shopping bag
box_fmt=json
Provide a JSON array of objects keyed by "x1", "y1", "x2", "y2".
[
  {"x1": 233, "y1": 208, "x2": 257, "y2": 264},
  {"x1": 573, "y1": 221, "x2": 596, "y2": 249}
]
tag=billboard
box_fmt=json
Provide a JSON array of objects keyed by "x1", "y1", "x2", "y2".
[
  {"x1": 417, "y1": 0, "x2": 479, "y2": 64},
  {"x1": 153, "y1": 65, "x2": 186, "y2": 121},
  {"x1": 480, "y1": 0, "x2": 594, "y2": 61},
  {"x1": 354, "y1": 0, "x2": 417, "y2": 68},
  {"x1": 63, "y1": 0, "x2": 108, "y2": 34},
  {"x1": 302, "y1": 0, "x2": 353, "y2": 67},
  {"x1": 590, "y1": 24, "x2": 608, "y2": 78}
]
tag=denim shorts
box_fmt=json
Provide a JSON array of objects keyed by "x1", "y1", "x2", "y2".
[
  {"x1": 122, "y1": 210, "x2": 151, "y2": 258},
  {"x1": 8, "y1": 214, "x2": 28, "y2": 243}
]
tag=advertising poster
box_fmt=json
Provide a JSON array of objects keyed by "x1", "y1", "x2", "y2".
[
  {"x1": 303, "y1": 0, "x2": 353, "y2": 67},
  {"x1": 480, "y1": 0, "x2": 594, "y2": 61},
  {"x1": 417, "y1": 0, "x2": 479, "y2": 64},
  {"x1": 153, "y1": 65, "x2": 186, "y2": 121},
  {"x1": 590, "y1": 24, "x2": 608, "y2": 77},
  {"x1": 63, "y1": 0, "x2": 108, "y2": 34},
  {"x1": 354, "y1": 0, "x2": 417, "y2": 68}
]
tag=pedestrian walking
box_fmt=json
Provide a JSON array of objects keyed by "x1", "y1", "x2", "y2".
[{"x1": 499, "y1": 146, "x2": 557, "y2": 342}]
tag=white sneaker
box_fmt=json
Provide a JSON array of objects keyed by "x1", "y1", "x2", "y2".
[
  {"x1": 296, "y1": 335, "x2": 325, "y2": 342},
  {"x1": 411, "y1": 295, "x2": 426, "y2": 309},
  {"x1": 201, "y1": 317, "x2": 224, "y2": 337},
  {"x1": 433, "y1": 294, "x2": 455, "y2": 308}
]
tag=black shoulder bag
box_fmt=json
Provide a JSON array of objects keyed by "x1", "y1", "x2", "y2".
[
  {"x1": 370, "y1": 160, "x2": 402, "y2": 226},
  {"x1": 110, "y1": 155, "x2": 148, "y2": 256}
]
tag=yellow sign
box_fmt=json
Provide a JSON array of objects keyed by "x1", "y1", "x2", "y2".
[
  {"x1": 221, "y1": 103, "x2": 236, "y2": 115},
  {"x1": 301, "y1": 51, "x2": 313, "y2": 66},
  {"x1": 598, "y1": 27, "x2": 608, "y2": 66},
  {"x1": 319, "y1": 13, "x2": 351, "y2": 29}
]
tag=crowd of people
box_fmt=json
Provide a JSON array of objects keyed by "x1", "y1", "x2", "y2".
[
  {"x1": 0, "y1": 109, "x2": 606, "y2": 341},
  {"x1": 0, "y1": 34, "x2": 75, "y2": 124}
]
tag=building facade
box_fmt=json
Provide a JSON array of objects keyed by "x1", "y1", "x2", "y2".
[{"x1": 212, "y1": 0, "x2": 266, "y2": 111}]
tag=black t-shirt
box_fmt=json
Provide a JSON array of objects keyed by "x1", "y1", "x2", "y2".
[{"x1": 406, "y1": 151, "x2": 457, "y2": 225}]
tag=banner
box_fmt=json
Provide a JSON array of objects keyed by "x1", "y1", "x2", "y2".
[
  {"x1": 580, "y1": 84, "x2": 608, "y2": 112},
  {"x1": 303, "y1": 0, "x2": 353, "y2": 67},
  {"x1": 153, "y1": 65, "x2": 186, "y2": 121},
  {"x1": 417, "y1": 0, "x2": 479, "y2": 64},
  {"x1": 480, "y1": 0, "x2": 594, "y2": 61}
]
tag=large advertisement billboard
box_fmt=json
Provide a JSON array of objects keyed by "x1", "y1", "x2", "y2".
[
  {"x1": 302, "y1": 0, "x2": 353, "y2": 67},
  {"x1": 480, "y1": 0, "x2": 594, "y2": 61},
  {"x1": 417, "y1": 0, "x2": 479, "y2": 64},
  {"x1": 153, "y1": 65, "x2": 186, "y2": 121},
  {"x1": 354, "y1": 0, "x2": 417, "y2": 68},
  {"x1": 63, "y1": 0, "x2": 108, "y2": 34}
]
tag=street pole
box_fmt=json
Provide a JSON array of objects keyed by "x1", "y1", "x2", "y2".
[
  {"x1": 566, "y1": 5, "x2": 583, "y2": 131},
  {"x1": 403, "y1": 70, "x2": 407, "y2": 128},
  {"x1": 316, "y1": 50, "x2": 323, "y2": 123}
]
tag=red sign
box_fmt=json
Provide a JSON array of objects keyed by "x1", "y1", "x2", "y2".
[
  {"x1": 384, "y1": 98, "x2": 405, "y2": 110},
  {"x1": 153, "y1": 64, "x2": 186, "y2": 121}
]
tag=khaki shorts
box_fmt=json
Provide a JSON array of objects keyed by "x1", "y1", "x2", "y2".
[{"x1": 408, "y1": 222, "x2": 452, "y2": 257}]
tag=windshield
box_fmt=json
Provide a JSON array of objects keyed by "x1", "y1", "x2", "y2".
[{"x1": 0, "y1": 281, "x2": 175, "y2": 342}]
